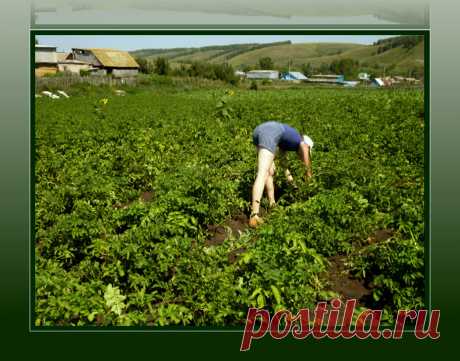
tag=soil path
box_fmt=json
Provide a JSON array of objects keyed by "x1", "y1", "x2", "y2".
[
  {"x1": 205, "y1": 213, "x2": 249, "y2": 246},
  {"x1": 324, "y1": 228, "x2": 394, "y2": 305},
  {"x1": 205, "y1": 209, "x2": 394, "y2": 307},
  {"x1": 112, "y1": 190, "x2": 155, "y2": 209}
]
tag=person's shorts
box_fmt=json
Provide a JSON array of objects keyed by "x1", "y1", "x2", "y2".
[{"x1": 252, "y1": 121, "x2": 284, "y2": 154}]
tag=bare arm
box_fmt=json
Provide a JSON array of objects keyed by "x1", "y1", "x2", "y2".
[
  {"x1": 278, "y1": 150, "x2": 295, "y2": 183},
  {"x1": 298, "y1": 143, "x2": 312, "y2": 179}
]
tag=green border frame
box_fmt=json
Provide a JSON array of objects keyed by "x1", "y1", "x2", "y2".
[{"x1": 30, "y1": 29, "x2": 430, "y2": 333}]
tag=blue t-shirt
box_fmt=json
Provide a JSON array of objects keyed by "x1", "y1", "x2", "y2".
[{"x1": 279, "y1": 124, "x2": 302, "y2": 151}]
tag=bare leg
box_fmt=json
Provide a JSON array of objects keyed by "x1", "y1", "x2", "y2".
[
  {"x1": 251, "y1": 147, "x2": 275, "y2": 216},
  {"x1": 265, "y1": 161, "x2": 276, "y2": 207}
]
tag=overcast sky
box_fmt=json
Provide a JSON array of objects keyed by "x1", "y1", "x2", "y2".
[{"x1": 37, "y1": 35, "x2": 394, "y2": 52}]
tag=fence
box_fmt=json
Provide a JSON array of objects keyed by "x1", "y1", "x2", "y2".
[{"x1": 35, "y1": 75, "x2": 140, "y2": 91}]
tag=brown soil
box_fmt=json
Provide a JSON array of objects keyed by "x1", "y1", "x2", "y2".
[
  {"x1": 96, "y1": 314, "x2": 104, "y2": 326},
  {"x1": 206, "y1": 214, "x2": 392, "y2": 306},
  {"x1": 326, "y1": 255, "x2": 372, "y2": 302},
  {"x1": 228, "y1": 247, "x2": 247, "y2": 264},
  {"x1": 324, "y1": 229, "x2": 394, "y2": 304},
  {"x1": 140, "y1": 191, "x2": 154, "y2": 202},
  {"x1": 365, "y1": 228, "x2": 394, "y2": 245},
  {"x1": 205, "y1": 225, "x2": 227, "y2": 246},
  {"x1": 226, "y1": 214, "x2": 250, "y2": 237},
  {"x1": 112, "y1": 190, "x2": 154, "y2": 209},
  {"x1": 205, "y1": 213, "x2": 249, "y2": 246}
]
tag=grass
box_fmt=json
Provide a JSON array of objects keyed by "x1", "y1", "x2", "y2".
[
  {"x1": 226, "y1": 43, "x2": 364, "y2": 67},
  {"x1": 132, "y1": 38, "x2": 424, "y2": 76}
]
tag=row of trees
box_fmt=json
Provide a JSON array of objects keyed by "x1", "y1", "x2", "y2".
[
  {"x1": 135, "y1": 56, "x2": 239, "y2": 84},
  {"x1": 241, "y1": 57, "x2": 361, "y2": 78},
  {"x1": 238, "y1": 56, "x2": 360, "y2": 78},
  {"x1": 136, "y1": 57, "x2": 170, "y2": 75},
  {"x1": 255, "y1": 56, "x2": 422, "y2": 79},
  {"x1": 374, "y1": 35, "x2": 423, "y2": 53},
  {"x1": 136, "y1": 54, "x2": 422, "y2": 83}
]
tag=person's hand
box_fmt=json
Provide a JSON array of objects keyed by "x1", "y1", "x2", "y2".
[{"x1": 288, "y1": 180, "x2": 298, "y2": 190}]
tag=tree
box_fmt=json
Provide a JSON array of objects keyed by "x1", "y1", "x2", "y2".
[
  {"x1": 301, "y1": 62, "x2": 313, "y2": 77},
  {"x1": 135, "y1": 57, "x2": 151, "y2": 74},
  {"x1": 242, "y1": 64, "x2": 253, "y2": 73},
  {"x1": 154, "y1": 57, "x2": 170, "y2": 76},
  {"x1": 185, "y1": 61, "x2": 238, "y2": 84},
  {"x1": 189, "y1": 61, "x2": 208, "y2": 78},
  {"x1": 319, "y1": 63, "x2": 330, "y2": 74},
  {"x1": 171, "y1": 63, "x2": 189, "y2": 77},
  {"x1": 258, "y1": 57, "x2": 274, "y2": 70},
  {"x1": 329, "y1": 58, "x2": 359, "y2": 78},
  {"x1": 213, "y1": 63, "x2": 238, "y2": 85}
]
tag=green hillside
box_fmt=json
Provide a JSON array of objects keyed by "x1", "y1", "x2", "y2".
[
  {"x1": 131, "y1": 41, "x2": 363, "y2": 66},
  {"x1": 131, "y1": 36, "x2": 424, "y2": 77},
  {"x1": 131, "y1": 41, "x2": 291, "y2": 62},
  {"x1": 225, "y1": 43, "x2": 364, "y2": 67},
  {"x1": 309, "y1": 40, "x2": 423, "y2": 65}
]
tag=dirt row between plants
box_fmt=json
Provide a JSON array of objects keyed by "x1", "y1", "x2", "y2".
[
  {"x1": 112, "y1": 193, "x2": 393, "y2": 308},
  {"x1": 204, "y1": 212, "x2": 393, "y2": 306},
  {"x1": 323, "y1": 228, "x2": 394, "y2": 305}
]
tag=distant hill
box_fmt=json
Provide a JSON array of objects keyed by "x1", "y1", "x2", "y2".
[
  {"x1": 131, "y1": 41, "x2": 293, "y2": 62},
  {"x1": 131, "y1": 35, "x2": 424, "y2": 77},
  {"x1": 298, "y1": 37, "x2": 424, "y2": 76}
]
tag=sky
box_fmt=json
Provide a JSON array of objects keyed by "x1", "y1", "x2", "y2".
[{"x1": 37, "y1": 35, "x2": 394, "y2": 52}]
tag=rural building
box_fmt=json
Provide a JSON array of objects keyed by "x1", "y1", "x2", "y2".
[
  {"x1": 394, "y1": 76, "x2": 421, "y2": 84},
  {"x1": 35, "y1": 45, "x2": 58, "y2": 77},
  {"x1": 57, "y1": 53, "x2": 91, "y2": 74},
  {"x1": 358, "y1": 72, "x2": 370, "y2": 81},
  {"x1": 342, "y1": 80, "x2": 359, "y2": 87},
  {"x1": 306, "y1": 74, "x2": 344, "y2": 84},
  {"x1": 281, "y1": 71, "x2": 308, "y2": 81},
  {"x1": 56, "y1": 52, "x2": 68, "y2": 62},
  {"x1": 383, "y1": 77, "x2": 396, "y2": 86},
  {"x1": 36, "y1": 47, "x2": 93, "y2": 76},
  {"x1": 371, "y1": 78, "x2": 385, "y2": 87},
  {"x1": 68, "y1": 48, "x2": 140, "y2": 77},
  {"x1": 246, "y1": 70, "x2": 279, "y2": 80},
  {"x1": 371, "y1": 77, "x2": 398, "y2": 87},
  {"x1": 57, "y1": 59, "x2": 91, "y2": 74}
]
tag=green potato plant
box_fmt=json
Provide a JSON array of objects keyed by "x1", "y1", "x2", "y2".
[{"x1": 35, "y1": 86, "x2": 425, "y2": 326}]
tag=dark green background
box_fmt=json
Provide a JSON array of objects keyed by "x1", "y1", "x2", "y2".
[{"x1": 1, "y1": 0, "x2": 457, "y2": 357}]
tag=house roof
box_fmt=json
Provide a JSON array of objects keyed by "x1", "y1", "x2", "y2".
[
  {"x1": 74, "y1": 48, "x2": 139, "y2": 68},
  {"x1": 284, "y1": 71, "x2": 308, "y2": 80},
  {"x1": 342, "y1": 81, "x2": 359, "y2": 87},
  {"x1": 247, "y1": 70, "x2": 278, "y2": 73},
  {"x1": 310, "y1": 74, "x2": 341, "y2": 78}
]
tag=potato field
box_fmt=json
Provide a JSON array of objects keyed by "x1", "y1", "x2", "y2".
[{"x1": 34, "y1": 85, "x2": 425, "y2": 326}]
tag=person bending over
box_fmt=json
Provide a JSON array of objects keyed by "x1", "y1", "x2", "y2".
[{"x1": 249, "y1": 121, "x2": 314, "y2": 228}]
